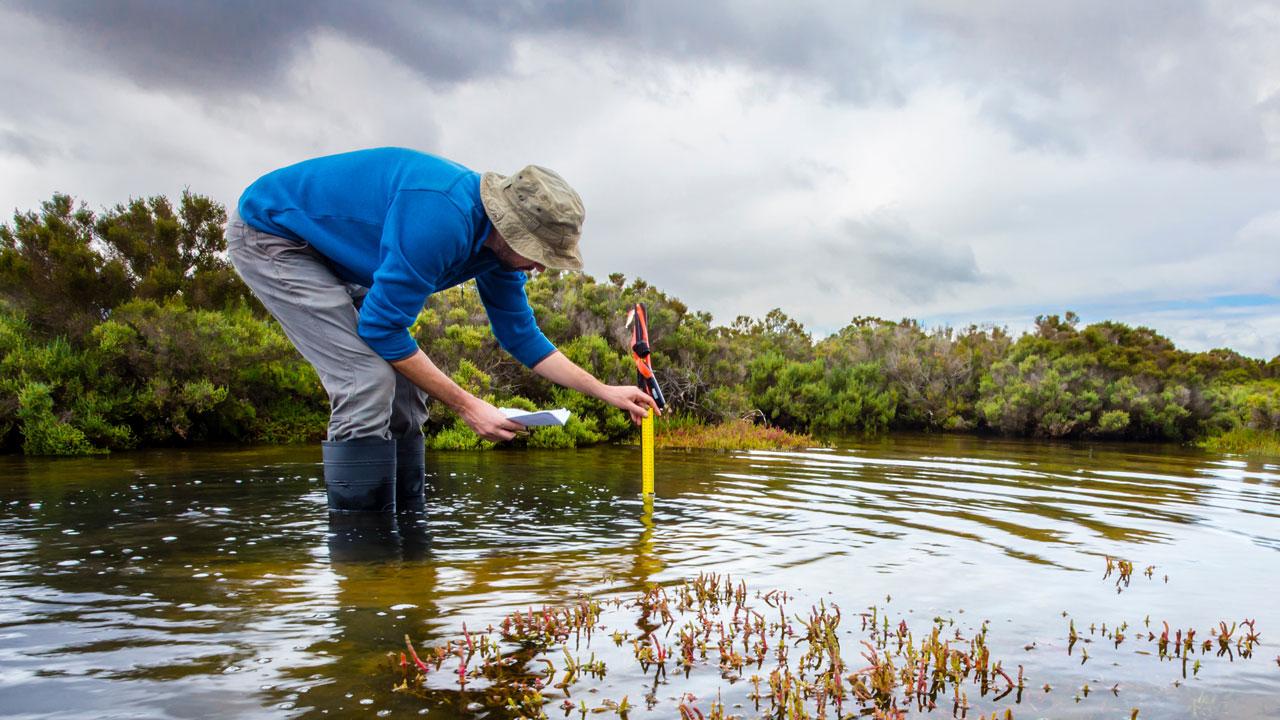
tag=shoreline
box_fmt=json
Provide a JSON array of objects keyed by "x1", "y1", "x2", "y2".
[{"x1": 7, "y1": 423, "x2": 1275, "y2": 459}]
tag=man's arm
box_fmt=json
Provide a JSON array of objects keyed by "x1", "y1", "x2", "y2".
[
  {"x1": 472, "y1": 271, "x2": 656, "y2": 424},
  {"x1": 358, "y1": 191, "x2": 469, "y2": 361},
  {"x1": 390, "y1": 350, "x2": 526, "y2": 442},
  {"x1": 531, "y1": 350, "x2": 658, "y2": 424}
]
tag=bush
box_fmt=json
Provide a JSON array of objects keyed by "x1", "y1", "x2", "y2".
[
  {"x1": 3, "y1": 190, "x2": 1278, "y2": 453},
  {"x1": 17, "y1": 382, "x2": 100, "y2": 456},
  {"x1": 747, "y1": 352, "x2": 897, "y2": 435}
]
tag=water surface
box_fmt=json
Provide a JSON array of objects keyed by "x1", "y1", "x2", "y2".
[{"x1": 1, "y1": 436, "x2": 1277, "y2": 718}]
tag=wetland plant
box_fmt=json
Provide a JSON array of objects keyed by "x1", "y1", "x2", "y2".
[
  {"x1": 387, "y1": 574, "x2": 1024, "y2": 719},
  {"x1": 1103, "y1": 555, "x2": 1136, "y2": 592},
  {"x1": 387, "y1": 567, "x2": 1268, "y2": 718}
]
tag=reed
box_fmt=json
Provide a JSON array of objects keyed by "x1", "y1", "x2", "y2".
[
  {"x1": 655, "y1": 417, "x2": 814, "y2": 451},
  {"x1": 1200, "y1": 427, "x2": 1280, "y2": 457}
]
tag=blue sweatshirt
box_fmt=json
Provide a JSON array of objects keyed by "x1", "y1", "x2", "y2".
[{"x1": 237, "y1": 148, "x2": 556, "y2": 367}]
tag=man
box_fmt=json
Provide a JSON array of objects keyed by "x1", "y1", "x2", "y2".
[{"x1": 226, "y1": 148, "x2": 657, "y2": 514}]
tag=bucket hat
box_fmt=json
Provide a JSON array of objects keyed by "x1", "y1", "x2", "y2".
[{"x1": 480, "y1": 165, "x2": 585, "y2": 270}]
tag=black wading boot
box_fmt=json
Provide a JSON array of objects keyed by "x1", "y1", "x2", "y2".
[
  {"x1": 327, "y1": 513, "x2": 401, "y2": 562},
  {"x1": 321, "y1": 438, "x2": 397, "y2": 513},
  {"x1": 395, "y1": 436, "x2": 426, "y2": 513}
]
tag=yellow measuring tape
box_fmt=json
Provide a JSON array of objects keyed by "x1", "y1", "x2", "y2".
[
  {"x1": 642, "y1": 407, "x2": 655, "y2": 495},
  {"x1": 629, "y1": 302, "x2": 663, "y2": 497}
]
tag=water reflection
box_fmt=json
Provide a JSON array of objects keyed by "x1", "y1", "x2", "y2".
[
  {"x1": 327, "y1": 514, "x2": 412, "y2": 563},
  {"x1": 630, "y1": 495, "x2": 662, "y2": 587},
  {"x1": 0, "y1": 437, "x2": 1277, "y2": 718}
]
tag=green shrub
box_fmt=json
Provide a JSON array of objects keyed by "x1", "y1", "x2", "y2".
[
  {"x1": 17, "y1": 382, "x2": 100, "y2": 455},
  {"x1": 747, "y1": 352, "x2": 897, "y2": 435},
  {"x1": 1097, "y1": 409, "x2": 1131, "y2": 434},
  {"x1": 3, "y1": 190, "x2": 1279, "y2": 454}
]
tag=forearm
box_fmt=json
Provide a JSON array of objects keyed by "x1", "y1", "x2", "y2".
[
  {"x1": 390, "y1": 349, "x2": 478, "y2": 412},
  {"x1": 531, "y1": 350, "x2": 607, "y2": 398}
]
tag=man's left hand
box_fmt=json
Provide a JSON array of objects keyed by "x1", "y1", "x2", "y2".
[{"x1": 597, "y1": 385, "x2": 660, "y2": 424}]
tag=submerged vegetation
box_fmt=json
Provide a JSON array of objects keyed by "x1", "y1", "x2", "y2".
[
  {"x1": 388, "y1": 571, "x2": 1268, "y2": 719},
  {"x1": 3, "y1": 191, "x2": 1278, "y2": 455},
  {"x1": 390, "y1": 573, "x2": 1030, "y2": 719}
]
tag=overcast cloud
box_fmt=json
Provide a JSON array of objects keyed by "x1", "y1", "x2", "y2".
[{"x1": 2, "y1": 0, "x2": 1277, "y2": 358}]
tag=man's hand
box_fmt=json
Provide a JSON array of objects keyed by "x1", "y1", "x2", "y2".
[
  {"x1": 597, "y1": 384, "x2": 660, "y2": 425},
  {"x1": 532, "y1": 351, "x2": 662, "y2": 425},
  {"x1": 459, "y1": 397, "x2": 527, "y2": 442},
  {"x1": 391, "y1": 351, "x2": 526, "y2": 442}
]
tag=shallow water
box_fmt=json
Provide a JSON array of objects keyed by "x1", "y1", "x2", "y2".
[{"x1": 0, "y1": 436, "x2": 1277, "y2": 718}]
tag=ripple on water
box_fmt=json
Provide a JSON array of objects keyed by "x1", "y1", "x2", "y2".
[{"x1": 0, "y1": 439, "x2": 1277, "y2": 718}]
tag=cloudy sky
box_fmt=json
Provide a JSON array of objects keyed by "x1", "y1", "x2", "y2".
[{"x1": 2, "y1": 1, "x2": 1278, "y2": 358}]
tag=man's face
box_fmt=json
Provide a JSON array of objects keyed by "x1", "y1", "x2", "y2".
[{"x1": 491, "y1": 232, "x2": 546, "y2": 274}]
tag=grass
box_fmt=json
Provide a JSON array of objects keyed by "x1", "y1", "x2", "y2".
[
  {"x1": 1199, "y1": 428, "x2": 1280, "y2": 458},
  {"x1": 654, "y1": 415, "x2": 814, "y2": 451}
]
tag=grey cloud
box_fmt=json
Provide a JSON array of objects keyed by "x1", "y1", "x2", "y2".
[
  {"x1": 0, "y1": 128, "x2": 57, "y2": 162},
  {"x1": 15, "y1": 1, "x2": 1276, "y2": 161},
  {"x1": 15, "y1": 1, "x2": 324, "y2": 92},
  {"x1": 13, "y1": 1, "x2": 905, "y2": 100},
  {"x1": 978, "y1": 93, "x2": 1083, "y2": 155},
  {"x1": 13, "y1": 0, "x2": 518, "y2": 93},
  {"x1": 838, "y1": 211, "x2": 986, "y2": 303},
  {"x1": 916, "y1": 1, "x2": 1274, "y2": 161},
  {"x1": 635, "y1": 208, "x2": 988, "y2": 311},
  {"x1": 782, "y1": 158, "x2": 850, "y2": 190}
]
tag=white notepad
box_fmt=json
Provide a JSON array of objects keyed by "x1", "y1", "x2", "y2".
[{"x1": 499, "y1": 407, "x2": 572, "y2": 427}]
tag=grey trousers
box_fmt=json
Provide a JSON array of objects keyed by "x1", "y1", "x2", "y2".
[{"x1": 225, "y1": 210, "x2": 429, "y2": 442}]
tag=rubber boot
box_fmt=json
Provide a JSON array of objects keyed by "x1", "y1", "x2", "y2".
[
  {"x1": 397, "y1": 515, "x2": 432, "y2": 561},
  {"x1": 322, "y1": 438, "x2": 396, "y2": 513},
  {"x1": 327, "y1": 512, "x2": 401, "y2": 562},
  {"x1": 395, "y1": 436, "x2": 426, "y2": 514}
]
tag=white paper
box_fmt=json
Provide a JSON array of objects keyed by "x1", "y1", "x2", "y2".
[{"x1": 499, "y1": 407, "x2": 572, "y2": 427}]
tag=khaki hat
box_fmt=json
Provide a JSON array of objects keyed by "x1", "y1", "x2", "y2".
[{"x1": 480, "y1": 165, "x2": 585, "y2": 270}]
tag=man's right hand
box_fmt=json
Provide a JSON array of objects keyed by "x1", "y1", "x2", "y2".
[
  {"x1": 459, "y1": 397, "x2": 526, "y2": 442},
  {"x1": 391, "y1": 351, "x2": 526, "y2": 442}
]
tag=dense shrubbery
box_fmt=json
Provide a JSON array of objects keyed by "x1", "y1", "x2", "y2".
[
  {"x1": 2, "y1": 192, "x2": 1277, "y2": 455},
  {"x1": 0, "y1": 193, "x2": 325, "y2": 453}
]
